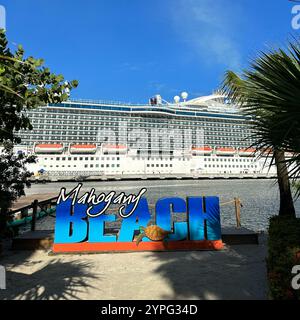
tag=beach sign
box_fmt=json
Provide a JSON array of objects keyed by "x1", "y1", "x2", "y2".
[{"x1": 52, "y1": 185, "x2": 223, "y2": 253}]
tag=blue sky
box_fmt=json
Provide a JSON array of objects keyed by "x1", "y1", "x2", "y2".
[{"x1": 1, "y1": 0, "x2": 299, "y2": 102}]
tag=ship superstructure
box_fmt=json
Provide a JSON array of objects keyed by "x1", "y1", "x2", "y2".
[{"x1": 15, "y1": 93, "x2": 278, "y2": 179}]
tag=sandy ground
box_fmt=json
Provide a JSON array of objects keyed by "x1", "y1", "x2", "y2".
[{"x1": 0, "y1": 236, "x2": 268, "y2": 300}]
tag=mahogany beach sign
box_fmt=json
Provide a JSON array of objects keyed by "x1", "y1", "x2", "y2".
[{"x1": 52, "y1": 184, "x2": 223, "y2": 253}]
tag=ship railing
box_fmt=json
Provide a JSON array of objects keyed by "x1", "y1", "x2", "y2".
[{"x1": 67, "y1": 98, "x2": 151, "y2": 107}]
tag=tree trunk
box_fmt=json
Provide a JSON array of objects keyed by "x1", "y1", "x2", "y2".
[{"x1": 274, "y1": 149, "x2": 296, "y2": 218}]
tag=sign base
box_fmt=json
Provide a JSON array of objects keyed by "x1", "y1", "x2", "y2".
[{"x1": 52, "y1": 240, "x2": 224, "y2": 253}]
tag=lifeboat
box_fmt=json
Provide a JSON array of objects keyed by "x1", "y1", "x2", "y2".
[
  {"x1": 35, "y1": 144, "x2": 63, "y2": 154},
  {"x1": 215, "y1": 147, "x2": 236, "y2": 156},
  {"x1": 261, "y1": 148, "x2": 273, "y2": 157},
  {"x1": 102, "y1": 144, "x2": 127, "y2": 154},
  {"x1": 191, "y1": 146, "x2": 212, "y2": 156},
  {"x1": 238, "y1": 148, "x2": 256, "y2": 157},
  {"x1": 285, "y1": 152, "x2": 294, "y2": 158},
  {"x1": 70, "y1": 144, "x2": 97, "y2": 154}
]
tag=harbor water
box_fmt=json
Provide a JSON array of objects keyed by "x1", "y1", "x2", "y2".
[{"x1": 23, "y1": 179, "x2": 300, "y2": 232}]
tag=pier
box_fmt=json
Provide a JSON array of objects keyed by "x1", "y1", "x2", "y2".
[{"x1": 30, "y1": 172, "x2": 277, "y2": 183}]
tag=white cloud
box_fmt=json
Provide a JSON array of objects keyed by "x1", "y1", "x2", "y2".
[{"x1": 170, "y1": 0, "x2": 242, "y2": 69}]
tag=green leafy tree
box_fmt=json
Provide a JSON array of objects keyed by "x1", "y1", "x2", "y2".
[
  {"x1": 0, "y1": 30, "x2": 78, "y2": 235},
  {"x1": 222, "y1": 43, "x2": 300, "y2": 217}
]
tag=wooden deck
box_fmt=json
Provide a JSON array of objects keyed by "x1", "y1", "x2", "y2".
[
  {"x1": 11, "y1": 227, "x2": 259, "y2": 251},
  {"x1": 11, "y1": 193, "x2": 57, "y2": 212}
]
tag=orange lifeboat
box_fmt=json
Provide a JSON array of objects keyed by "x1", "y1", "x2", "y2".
[
  {"x1": 284, "y1": 152, "x2": 294, "y2": 158},
  {"x1": 35, "y1": 144, "x2": 64, "y2": 154},
  {"x1": 216, "y1": 147, "x2": 236, "y2": 156},
  {"x1": 102, "y1": 144, "x2": 127, "y2": 154},
  {"x1": 238, "y1": 148, "x2": 256, "y2": 157},
  {"x1": 191, "y1": 146, "x2": 212, "y2": 156},
  {"x1": 70, "y1": 144, "x2": 97, "y2": 154},
  {"x1": 261, "y1": 148, "x2": 273, "y2": 157}
]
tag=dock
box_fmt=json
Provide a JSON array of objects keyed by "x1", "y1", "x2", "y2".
[
  {"x1": 30, "y1": 173, "x2": 277, "y2": 182},
  {"x1": 11, "y1": 193, "x2": 57, "y2": 212}
]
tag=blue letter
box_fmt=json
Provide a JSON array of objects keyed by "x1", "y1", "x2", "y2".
[
  {"x1": 88, "y1": 215, "x2": 117, "y2": 243},
  {"x1": 156, "y1": 197, "x2": 188, "y2": 241},
  {"x1": 118, "y1": 198, "x2": 151, "y2": 242},
  {"x1": 54, "y1": 199, "x2": 88, "y2": 244},
  {"x1": 188, "y1": 197, "x2": 221, "y2": 241}
]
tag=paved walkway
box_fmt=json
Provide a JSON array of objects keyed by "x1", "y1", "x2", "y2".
[{"x1": 0, "y1": 236, "x2": 268, "y2": 300}]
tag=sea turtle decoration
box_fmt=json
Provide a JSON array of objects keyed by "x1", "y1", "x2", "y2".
[{"x1": 135, "y1": 221, "x2": 172, "y2": 246}]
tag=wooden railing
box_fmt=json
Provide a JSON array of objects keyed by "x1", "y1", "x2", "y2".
[
  {"x1": 220, "y1": 198, "x2": 242, "y2": 228},
  {"x1": 9, "y1": 196, "x2": 58, "y2": 232}
]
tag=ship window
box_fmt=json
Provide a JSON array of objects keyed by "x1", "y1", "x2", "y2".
[
  {"x1": 90, "y1": 164, "x2": 94, "y2": 168},
  {"x1": 62, "y1": 157, "x2": 66, "y2": 161},
  {"x1": 68, "y1": 157, "x2": 71, "y2": 161},
  {"x1": 101, "y1": 164, "x2": 104, "y2": 168},
  {"x1": 117, "y1": 164, "x2": 120, "y2": 168},
  {"x1": 106, "y1": 164, "x2": 109, "y2": 167},
  {"x1": 80, "y1": 157, "x2": 83, "y2": 160},
  {"x1": 91, "y1": 157, "x2": 94, "y2": 161},
  {"x1": 56, "y1": 157, "x2": 60, "y2": 161}
]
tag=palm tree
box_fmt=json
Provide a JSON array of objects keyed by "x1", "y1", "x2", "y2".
[{"x1": 222, "y1": 43, "x2": 300, "y2": 218}]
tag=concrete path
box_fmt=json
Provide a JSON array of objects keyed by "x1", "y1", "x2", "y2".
[{"x1": 0, "y1": 236, "x2": 268, "y2": 300}]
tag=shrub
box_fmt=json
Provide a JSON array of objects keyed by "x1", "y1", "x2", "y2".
[{"x1": 267, "y1": 216, "x2": 300, "y2": 300}]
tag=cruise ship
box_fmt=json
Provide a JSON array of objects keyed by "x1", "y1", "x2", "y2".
[{"x1": 16, "y1": 92, "x2": 278, "y2": 180}]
